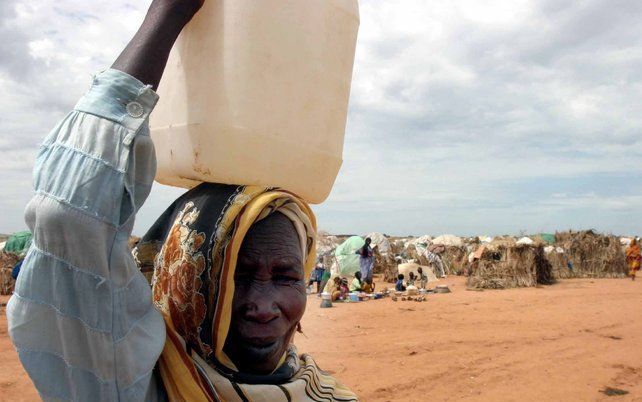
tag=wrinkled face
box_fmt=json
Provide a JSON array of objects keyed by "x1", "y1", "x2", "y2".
[{"x1": 224, "y1": 213, "x2": 306, "y2": 374}]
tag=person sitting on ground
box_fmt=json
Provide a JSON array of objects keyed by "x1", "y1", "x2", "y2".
[
  {"x1": 350, "y1": 271, "x2": 363, "y2": 292},
  {"x1": 407, "y1": 271, "x2": 416, "y2": 286},
  {"x1": 362, "y1": 277, "x2": 375, "y2": 293},
  {"x1": 395, "y1": 274, "x2": 407, "y2": 291},
  {"x1": 339, "y1": 278, "x2": 350, "y2": 297},
  {"x1": 324, "y1": 276, "x2": 343, "y2": 301},
  {"x1": 416, "y1": 266, "x2": 428, "y2": 289},
  {"x1": 7, "y1": 1, "x2": 358, "y2": 400}
]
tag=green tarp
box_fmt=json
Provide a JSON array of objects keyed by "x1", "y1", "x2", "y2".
[
  {"x1": 537, "y1": 233, "x2": 556, "y2": 244},
  {"x1": 4, "y1": 231, "x2": 32, "y2": 256},
  {"x1": 334, "y1": 236, "x2": 365, "y2": 277}
]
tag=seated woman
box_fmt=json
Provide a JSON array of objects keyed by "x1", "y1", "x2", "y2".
[
  {"x1": 7, "y1": 1, "x2": 358, "y2": 401},
  {"x1": 407, "y1": 271, "x2": 417, "y2": 286},
  {"x1": 349, "y1": 271, "x2": 363, "y2": 292},
  {"x1": 324, "y1": 276, "x2": 344, "y2": 301},
  {"x1": 361, "y1": 278, "x2": 375, "y2": 293},
  {"x1": 339, "y1": 278, "x2": 351, "y2": 296}
]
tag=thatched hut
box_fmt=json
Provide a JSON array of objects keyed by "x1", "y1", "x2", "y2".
[
  {"x1": 0, "y1": 251, "x2": 20, "y2": 295},
  {"x1": 374, "y1": 247, "x2": 399, "y2": 282},
  {"x1": 441, "y1": 246, "x2": 469, "y2": 275},
  {"x1": 552, "y1": 230, "x2": 627, "y2": 278},
  {"x1": 466, "y1": 244, "x2": 554, "y2": 289},
  {"x1": 402, "y1": 243, "x2": 468, "y2": 276}
]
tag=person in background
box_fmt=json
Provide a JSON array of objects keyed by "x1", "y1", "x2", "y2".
[
  {"x1": 324, "y1": 276, "x2": 343, "y2": 301},
  {"x1": 407, "y1": 271, "x2": 416, "y2": 286},
  {"x1": 350, "y1": 271, "x2": 363, "y2": 292},
  {"x1": 395, "y1": 274, "x2": 406, "y2": 291},
  {"x1": 11, "y1": 260, "x2": 23, "y2": 280},
  {"x1": 362, "y1": 277, "x2": 375, "y2": 293},
  {"x1": 308, "y1": 260, "x2": 325, "y2": 293},
  {"x1": 416, "y1": 266, "x2": 428, "y2": 289},
  {"x1": 357, "y1": 237, "x2": 374, "y2": 282},
  {"x1": 318, "y1": 260, "x2": 332, "y2": 296},
  {"x1": 626, "y1": 238, "x2": 641, "y2": 281},
  {"x1": 425, "y1": 243, "x2": 447, "y2": 278},
  {"x1": 339, "y1": 278, "x2": 350, "y2": 298}
]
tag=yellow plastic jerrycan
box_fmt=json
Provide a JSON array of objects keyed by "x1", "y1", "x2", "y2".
[{"x1": 150, "y1": 0, "x2": 360, "y2": 204}]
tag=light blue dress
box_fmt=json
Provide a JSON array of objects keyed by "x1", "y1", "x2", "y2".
[
  {"x1": 6, "y1": 69, "x2": 167, "y2": 401},
  {"x1": 358, "y1": 245, "x2": 374, "y2": 281}
]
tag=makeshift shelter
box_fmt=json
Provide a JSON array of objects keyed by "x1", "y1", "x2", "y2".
[
  {"x1": 537, "y1": 233, "x2": 556, "y2": 244},
  {"x1": 553, "y1": 230, "x2": 627, "y2": 278},
  {"x1": 405, "y1": 235, "x2": 432, "y2": 248},
  {"x1": 366, "y1": 232, "x2": 391, "y2": 254},
  {"x1": 546, "y1": 248, "x2": 573, "y2": 279},
  {"x1": 378, "y1": 248, "x2": 401, "y2": 282},
  {"x1": 466, "y1": 244, "x2": 554, "y2": 289},
  {"x1": 516, "y1": 237, "x2": 534, "y2": 245},
  {"x1": 0, "y1": 252, "x2": 21, "y2": 295},
  {"x1": 441, "y1": 246, "x2": 469, "y2": 275},
  {"x1": 317, "y1": 231, "x2": 340, "y2": 257},
  {"x1": 402, "y1": 242, "x2": 467, "y2": 276},
  {"x1": 432, "y1": 234, "x2": 463, "y2": 247},
  {"x1": 389, "y1": 239, "x2": 405, "y2": 255},
  {"x1": 334, "y1": 236, "x2": 365, "y2": 277}
]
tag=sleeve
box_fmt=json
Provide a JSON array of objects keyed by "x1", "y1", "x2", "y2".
[{"x1": 6, "y1": 69, "x2": 166, "y2": 402}]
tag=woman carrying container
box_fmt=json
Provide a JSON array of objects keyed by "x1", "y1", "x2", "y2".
[{"x1": 7, "y1": 1, "x2": 358, "y2": 401}]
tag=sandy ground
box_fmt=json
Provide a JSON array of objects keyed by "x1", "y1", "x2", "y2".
[{"x1": 2, "y1": 276, "x2": 641, "y2": 401}]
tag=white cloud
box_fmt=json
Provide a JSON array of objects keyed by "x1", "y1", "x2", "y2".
[{"x1": 1, "y1": 0, "x2": 641, "y2": 236}]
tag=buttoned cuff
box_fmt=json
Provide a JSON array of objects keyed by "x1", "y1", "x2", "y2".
[{"x1": 75, "y1": 69, "x2": 159, "y2": 134}]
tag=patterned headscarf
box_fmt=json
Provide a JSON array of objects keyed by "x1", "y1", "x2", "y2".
[{"x1": 136, "y1": 184, "x2": 358, "y2": 401}]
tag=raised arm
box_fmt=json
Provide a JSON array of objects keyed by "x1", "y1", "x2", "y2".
[
  {"x1": 112, "y1": 0, "x2": 203, "y2": 89},
  {"x1": 7, "y1": 2, "x2": 202, "y2": 401}
]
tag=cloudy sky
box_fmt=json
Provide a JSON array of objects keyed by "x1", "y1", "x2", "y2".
[{"x1": 1, "y1": 0, "x2": 641, "y2": 237}]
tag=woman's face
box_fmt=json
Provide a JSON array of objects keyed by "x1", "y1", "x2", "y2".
[{"x1": 225, "y1": 212, "x2": 306, "y2": 374}]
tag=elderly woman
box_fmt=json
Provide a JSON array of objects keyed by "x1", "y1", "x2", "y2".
[{"x1": 7, "y1": 1, "x2": 358, "y2": 401}]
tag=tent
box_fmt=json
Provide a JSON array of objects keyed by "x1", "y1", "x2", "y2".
[
  {"x1": 366, "y1": 232, "x2": 391, "y2": 254},
  {"x1": 516, "y1": 236, "x2": 534, "y2": 245},
  {"x1": 334, "y1": 236, "x2": 365, "y2": 277},
  {"x1": 432, "y1": 234, "x2": 463, "y2": 247},
  {"x1": 4, "y1": 231, "x2": 32, "y2": 256}
]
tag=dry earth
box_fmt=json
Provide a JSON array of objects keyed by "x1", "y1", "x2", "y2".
[{"x1": 1, "y1": 276, "x2": 641, "y2": 401}]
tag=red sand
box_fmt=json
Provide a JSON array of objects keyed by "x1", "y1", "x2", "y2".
[{"x1": 2, "y1": 277, "x2": 642, "y2": 401}]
